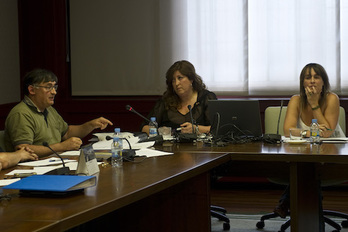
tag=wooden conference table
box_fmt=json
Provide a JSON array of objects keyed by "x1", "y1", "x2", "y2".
[
  {"x1": 0, "y1": 150, "x2": 229, "y2": 232},
  {"x1": 1, "y1": 140, "x2": 348, "y2": 231},
  {"x1": 160, "y1": 140, "x2": 348, "y2": 232}
]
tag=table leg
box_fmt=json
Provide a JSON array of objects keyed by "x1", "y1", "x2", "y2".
[{"x1": 290, "y1": 162, "x2": 323, "y2": 232}]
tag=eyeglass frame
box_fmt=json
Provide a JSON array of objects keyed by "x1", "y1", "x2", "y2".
[{"x1": 33, "y1": 84, "x2": 58, "y2": 92}]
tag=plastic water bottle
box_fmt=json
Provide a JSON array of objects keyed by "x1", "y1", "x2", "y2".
[
  {"x1": 310, "y1": 119, "x2": 320, "y2": 144},
  {"x1": 111, "y1": 128, "x2": 123, "y2": 167},
  {"x1": 149, "y1": 117, "x2": 158, "y2": 137}
]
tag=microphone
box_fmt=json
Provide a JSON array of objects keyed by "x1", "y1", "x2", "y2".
[
  {"x1": 176, "y1": 105, "x2": 197, "y2": 143},
  {"x1": 188, "y1": 105, "x2": 195, "y2": 134},
  {"x1": 125, "y1": 104, "x2": 163, "y2": 144},
  {"x1": 126, "y1": 105, "x2": 150, "y2": 123},
  {"x1": 42, "y1": 142, "x2": 70, "y2": 175},
  {"x1": 263, "y1": 100, "x2": 283, "y2": 143},
  {"x1": 276, "y1": 100, "x2": 284, "y2": 135}
]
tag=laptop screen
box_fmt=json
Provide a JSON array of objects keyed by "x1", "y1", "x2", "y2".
[{"x1": 208, "y1": 100, "x2": 263, "y2": 138}]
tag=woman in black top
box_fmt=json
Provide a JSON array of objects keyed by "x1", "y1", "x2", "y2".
[{"x1": 141, "y1": 60, "x2": 217, "y2": 135}]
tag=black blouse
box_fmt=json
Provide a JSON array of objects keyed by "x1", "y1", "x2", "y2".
[{"x1": 141, "y1": 89, "x2": 217, "y2": 130}]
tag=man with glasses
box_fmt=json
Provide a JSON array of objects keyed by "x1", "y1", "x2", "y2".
[{"x1": 4, "y1": 69, "x2": 113, "y2": 157}]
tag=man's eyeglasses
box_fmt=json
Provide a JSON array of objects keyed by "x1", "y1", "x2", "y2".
[{"x1": 34, "y1": 85, "x2": 58, "y2": 92}]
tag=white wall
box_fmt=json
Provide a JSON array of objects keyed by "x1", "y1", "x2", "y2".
[
  {"x1": 0, "y1": 0, "x2": 20, "y2": 104},
  {"x1": 70, "y1": 0, "x2": 161, "y2": 96}
]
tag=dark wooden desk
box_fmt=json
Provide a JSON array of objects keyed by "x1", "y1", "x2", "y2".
[
  {"x1": 0, "y1": 152, "x2": 229, "y2": 232},
  {"x1": 157, "y1": 141, "x2": 348, "y2": 232}
]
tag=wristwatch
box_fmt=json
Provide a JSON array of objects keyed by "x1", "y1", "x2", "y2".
[{"x1": 195, "y1": 125, "x2": 200, "y2": 134}]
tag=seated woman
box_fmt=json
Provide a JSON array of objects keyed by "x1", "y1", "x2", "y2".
[
  {"x1": 141, "y1": 60, "x2": 217, "y2": 135},
  {"x1": 274, "y1": 63, "x2": 345, "y2": 218},
  {"x1": 284, "y1": 63, "x2": 345, "y2": 138}
]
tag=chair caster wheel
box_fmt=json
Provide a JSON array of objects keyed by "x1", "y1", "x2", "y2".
[
  {"x1": 256, "y1": 221, "x2": 265, "y2": 229},
  {"x1": 342, "y1": 220, "x2": 348, "y2": 228},
  {"x1": 223, "y1": 222, "x2": 230, "y2": 230}
]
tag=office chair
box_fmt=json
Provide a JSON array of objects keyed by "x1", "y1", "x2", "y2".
[
  {"x1": 211, "y1": 205, "x2": 230, "y2": 230},
  {"x1": 211, "y1": 167, "x2": 230, "y2": 230},
  {"x1": 264, "y1": 106, "x2": 346, "y2": 136},
  {"x1": 258, "y1": 106, "x2": 348, "y2": 232}
]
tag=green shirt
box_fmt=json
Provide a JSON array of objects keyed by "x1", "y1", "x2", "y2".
[{"x1": 4, "y1": 96, "x2": 68, "y2": 151}]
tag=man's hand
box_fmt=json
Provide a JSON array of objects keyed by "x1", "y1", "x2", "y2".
[
  {"x1": 90, "y1": 117, "x2": 113, "y2": 130},
  {"x1": 61, "y1": 137, "x2": 83, "y2": 151}
]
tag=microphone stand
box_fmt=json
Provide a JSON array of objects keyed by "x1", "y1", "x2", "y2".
[
  {"x1": 177, "y1": 105, "x2": 197, "y2": 143},
  {"x1": 188, "y1": 105, "x2": 195, "y2": 134},
  {"x1": 125, "y1": 105, "x2": 163, "y2": 144},
  {"x1": 42, "y1": 142, "x2": 70, "y2": 175},
  {"x1": 125, "y1": 105, "x2": 150, "y2": 123},
  {"x1": 106, "y1": 136, "x2": 136, "y2": 161}
]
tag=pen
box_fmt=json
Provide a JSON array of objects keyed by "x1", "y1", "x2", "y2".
[{"x1": 49, "y1": 159, "x2": 67, "y2": 162}]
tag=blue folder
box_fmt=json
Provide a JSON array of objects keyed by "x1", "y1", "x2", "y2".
[{"x1": 3, "y1": 175, "x2": 96, "y2": 193}]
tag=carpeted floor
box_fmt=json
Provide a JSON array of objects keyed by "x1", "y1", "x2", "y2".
[{"x1": 211, "y1": 214, "x2": 348, "y2": 232}]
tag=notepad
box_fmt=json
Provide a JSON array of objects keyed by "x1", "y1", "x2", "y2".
[{"x1": 319, "y1": 137, "x2": 348, "y2": 143}]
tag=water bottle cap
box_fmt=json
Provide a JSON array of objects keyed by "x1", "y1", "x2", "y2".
[
  {"x1": 150, "y1": 117, "x2": 156, "y2": 122},
  {"x1": 114, "y1": 128, "x2": 121, "y2": 133},
  {"x1": 312, "y1": 119, "x2": 318, "y2": 123}
]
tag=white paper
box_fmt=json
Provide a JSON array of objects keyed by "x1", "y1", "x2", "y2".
[
  {"x1": 92, "y1": 139, "x2": 154, "y2": 150},
  {"x1": 17, "y1": 157, "x2": 77, "y2": 167},
  {"x1": 135, "y1": 148, "x2": 173, "y2": 157},
  {"x1": 132, "y1": 141, "x2": 155, "y2": 149},
  {"x1": 93, "y1": 132, "x2": 135, "y2": 141},
  {"x1": 283, "y1": 136, "x2": 348, "y2": 144},
  {"x1": 92, "y1": 140, "x2": 112, "y2": 150},
  {"x1": 60, "y1": 150, "x2": 81, "y2": 156},
  {"x1": 320, "y1": 137, "x2": 348, "y2": 142},
  {"x1": 51, "y1": 162, "x2": 78, "y2": 171},
  {"x1": 0, "y1": 178, "x2": 21, "y2": 187},
  {"x1": 30, "y1": 162, "x2": 79, "y2": 175}
]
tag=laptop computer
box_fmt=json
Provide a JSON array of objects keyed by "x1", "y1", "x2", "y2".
[{"x1": 208, "y1": 100, "x2": 263, "y2": 138}]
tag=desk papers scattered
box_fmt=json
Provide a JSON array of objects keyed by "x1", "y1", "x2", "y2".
[
  {"x1": 136, "y1": 149, "x2": 173, "y2": 157},
  {"x1": 5, "y1": 161, "x2": 79, "y2": 177},
  {"x1": 93, "y1": 132, "x2": 135, "y2": 141},
  {"x1": 92, "y1": 139, "x2": 155, "y2": 150},
  {"x1": 282, "y1": 136, "x2": 348, "y2": 144},
  {"x1": 17, "y1": 157, "x2": 77, "y2": 167},
  {"x1": 0, "y1": 178, "x2": 21, "y2": 187},
  {"x1": 60, "y1": 150, "x2": 80, "y2": 156},
  {"x1": 319, "y1": 137, "x2": 348, "y2": 143}
]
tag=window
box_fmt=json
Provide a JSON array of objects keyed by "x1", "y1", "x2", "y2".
[{"x1": 181, "y1": 0, "x2": 347, "y2": 96}]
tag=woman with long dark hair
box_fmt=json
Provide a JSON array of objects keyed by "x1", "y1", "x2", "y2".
[{"x1": 141, "y1": 60, "x2": 216, "y2": 135}]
